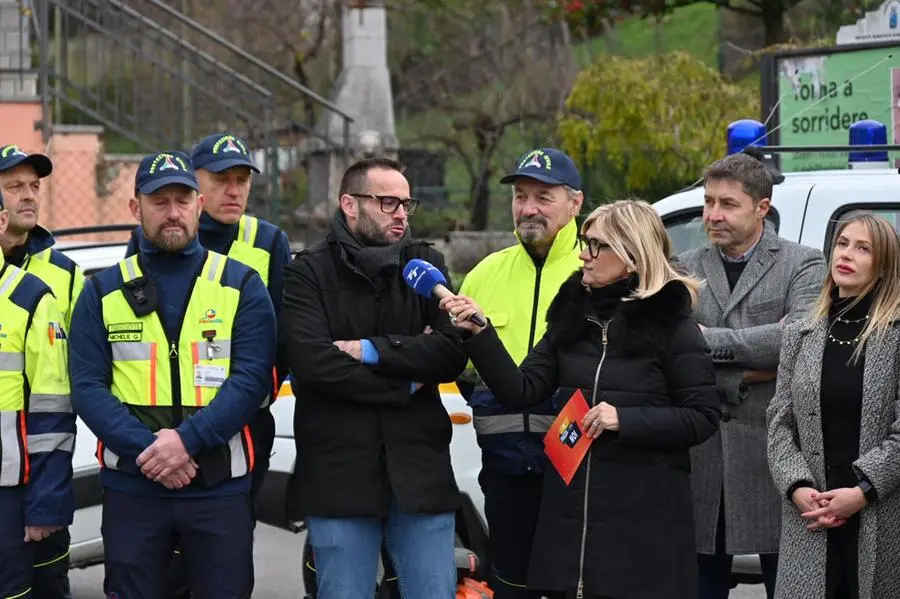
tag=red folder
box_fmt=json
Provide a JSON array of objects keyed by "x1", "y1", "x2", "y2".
[{"x1": 543, "y1": 389, "x2": 593, "y2": 485}]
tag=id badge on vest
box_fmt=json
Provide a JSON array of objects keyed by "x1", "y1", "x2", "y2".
[{"x1": 194, "y1": 365, "x2": 226, "y2": 388}]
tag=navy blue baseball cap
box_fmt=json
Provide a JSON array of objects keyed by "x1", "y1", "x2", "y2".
[
  {"x1": 500, "y1": 147, "x2": 581, "y2": 190},
  {"x1": 0, "y1": 144, "x2": 52, "y2": 178},
  {"x1": 190, "y1": 133, "x2": 259, "y2": 173},
  {"x1": 134, "y1": 151, "x2": 199, "y2": 195}
]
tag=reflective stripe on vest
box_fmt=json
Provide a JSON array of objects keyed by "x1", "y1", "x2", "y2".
[
  {"x1": 472, "y1": 414, "x2": 555, "y2": 436},
  {"x1": 230, "y1": 214, "x2": 276, "y2": 407},
  {"x1": 24, "y1": 248, "x2": 76, "y2": 325},
  {"x1": 0, "y1": 264, "x2": 48, "y2": 486},
  {"x1": 97, "y1": 251, "x2": 254, "y2": 479},
  {"x1": 231, "y1": 215, "x2": 271, "y2": 287},
  {"x1": 228, "y1": 214, "x2": 278, "y2": 408}
]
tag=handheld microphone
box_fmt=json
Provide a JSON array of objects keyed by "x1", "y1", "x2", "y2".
[{"x1": 402, "y1": 259, "x2": 487, "y2": 327}]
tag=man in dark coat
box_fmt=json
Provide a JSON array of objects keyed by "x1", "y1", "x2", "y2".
[{"x1": 281, "y1": 157, "x2": 468, "y2": 599}]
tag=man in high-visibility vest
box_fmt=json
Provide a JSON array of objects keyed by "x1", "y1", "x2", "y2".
[
  {"x1": 0, "y1": 143, "x2": 83, "y2": 599},
  {"x1": 0, "y1": 189, "x2": 76, "y2": 599},
  {"x1": 69, "y1": 151, "x2": 277, "y2": 598},
  {"x1": 458, "y1": 148, "x2": 583, "y2": 599},
  {"x1": 125, "y1": 132, "x2": 291, "y2": 499},
  {"x1": 124, "y1": 134, "x2": 292, "y2": 598}
]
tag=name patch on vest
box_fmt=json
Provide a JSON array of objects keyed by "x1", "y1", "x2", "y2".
[
  {"x1": 108, "y1": 322, "x2": 143, "y2": 342},
  {"x1": 194, "y1": 365, "x2": 226, "y2": 388}
]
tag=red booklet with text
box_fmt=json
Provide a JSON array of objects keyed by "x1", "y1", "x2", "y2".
[{"x1": 543, "y1": 389, "x2": 594, "y2": 485}]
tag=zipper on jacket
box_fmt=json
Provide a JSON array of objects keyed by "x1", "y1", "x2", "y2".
[
  {"x1": 577, "y1": 319, "x2": 609, "y2": 599},
  {"x1": 168, "y1": 342, "x2": 181, "y2": 423},
  {"x1": 157, "y1": 285, "x2": 197, "y2": 426},
  {"x1": 523, "y1": 263, "x2": 544, "y2": 434},
  {"x1": 526, "y1": 263, "x2": 543, "y2": 351},
  {"x1": 140, "y1": 253, "x2": 205, "y2": 427},
  {"x1": 342, "y1": 254, "x2": 383, "y2": 326}
]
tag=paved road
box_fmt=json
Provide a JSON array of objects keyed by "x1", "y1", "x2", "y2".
[
  {"x1": 71, "y1": 524, "x2": 308, "y2": 599},
  {"x1": 71, "y1": 524, "x2": 767, "y2": 598}
]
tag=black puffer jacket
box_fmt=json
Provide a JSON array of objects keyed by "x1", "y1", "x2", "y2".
[{"x1": 464, "y1": 271, "x2": 721, "y2": 599}]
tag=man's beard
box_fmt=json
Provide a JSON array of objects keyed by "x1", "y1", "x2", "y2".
[
  {"x1": 516, "y1": 215, "x2": 548, "y2": 245},
  {"x1": 356, "y1": 209, "x2": 395, "y2": 247},
  {"x1": 148, "y1": 220, "x2": 193, "y2": 251}
]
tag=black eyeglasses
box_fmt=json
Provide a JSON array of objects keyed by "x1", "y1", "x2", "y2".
[
  {"x1": 578, "y1": 235, "x2": 611, "y2": 258},
  {"x1": 348, "y1": 193, "x2": 419, "y2": 216}
]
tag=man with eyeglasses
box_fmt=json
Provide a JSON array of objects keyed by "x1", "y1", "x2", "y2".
[
  {"x1": 281, "y1": 157, "x2": 468, "y2": 598},
  {"x1": 455, "y1": 147, "x2": 583, "y2": 599}
]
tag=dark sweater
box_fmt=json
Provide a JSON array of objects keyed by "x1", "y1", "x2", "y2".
[
  {"x1": 820, "y1": 292, "x2": 871, "y2": 476},
  {"x1": 723, "y1": 260, "x2": 747, "y2": 291}
]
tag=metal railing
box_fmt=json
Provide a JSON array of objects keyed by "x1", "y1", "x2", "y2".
[{"x1": 0, "y1": 0, "x2": 354, "y2": 224}]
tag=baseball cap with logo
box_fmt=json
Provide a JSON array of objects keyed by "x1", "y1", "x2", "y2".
[
  {"x1": 499, "y1": 147, "x2": 582, "y2": 191},
  {"x1": 0, "y1": 144, "x2": 53, "y2": 178},
  {"x1": 190, "y1": 133, "x2": 259, "y2": 174},
  {"x1": 134, "y1": 151, "x2": 199, "y2": 195}
]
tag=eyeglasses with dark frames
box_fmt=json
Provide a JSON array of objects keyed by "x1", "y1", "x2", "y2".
[
  {"x1": 578, "y1": 235, "x2": 611, "y2": 259},
  {"x1": 348, "y1": 193, "x2": 419, "y2": 216}
]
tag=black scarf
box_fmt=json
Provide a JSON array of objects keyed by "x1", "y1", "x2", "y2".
[
  {"x1": 588, "y1": 274, "x2": 638, "y2": 319},
  {"x1": 331, "y1": 210, "x2": 411, "y2": 281}
]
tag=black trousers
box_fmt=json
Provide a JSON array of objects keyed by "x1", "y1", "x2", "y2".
[
  {"x1": 479, "y1": 469, "x2": 545, "y2": 599},
  {"x1": 33, "y1": 527, "x2": 72, "y2": 599},
  {"x1": 165, "y1": 408, "x2": 275, "y2": 599},
  {"x1": 102, "y1": 488, "x2": 254, "y2": 599},
  {"x1": 697, "y1": 493, "x2": 778, "y2": 599},
  {"x1": 0, "y1": 487, "x2": 35, "y2": 599},
  {"x1": 825, "y1": 465, "x2": 861, "y2": 599},
  {"x1": 0, "y1": 488, "x2": 73, "y2": 599}
]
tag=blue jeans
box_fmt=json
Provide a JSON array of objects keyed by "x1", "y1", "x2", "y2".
[{"x1": 306, "y1": 500, "x2": 456, "y2": 599}]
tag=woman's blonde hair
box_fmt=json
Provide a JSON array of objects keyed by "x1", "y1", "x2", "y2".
[
  {"x1": 581, "y1": 199, "x2": 702, "y2": 304},
  {"x1": 812, "y1": 211, "x2": 900, "y2": 363}
]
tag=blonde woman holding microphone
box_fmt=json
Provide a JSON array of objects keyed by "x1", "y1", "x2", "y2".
[{"x1": 441, "y1": 199, "x2": 721, "y2": 599}]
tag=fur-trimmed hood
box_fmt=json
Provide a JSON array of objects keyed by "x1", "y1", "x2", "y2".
[{"x1": 546, "y1": 269, "x2": 695, "y2": 348}]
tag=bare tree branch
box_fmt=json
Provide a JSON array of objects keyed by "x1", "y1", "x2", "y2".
[{"x1": 410, "y1": 132, "x2": 479, "y2": 180}]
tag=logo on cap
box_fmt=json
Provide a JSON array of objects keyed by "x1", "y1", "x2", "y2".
[
  {"x1": 518, "y1": 150, "x2": 552, "y2": 171},
  {"x1": 212, "y1": 135, "x2": 248, "y2": 156},
  {"x1": 149, "y1": 153, "x2": 188, "y2": 174},
  {"x1": 1, "y1": 145, "x2": 27, "y2": 159}
]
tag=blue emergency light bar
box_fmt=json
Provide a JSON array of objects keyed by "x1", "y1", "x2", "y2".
[
  {"x1": 726, "y1": 119, "x2": 767, "y2": 155},
  {"x1": 848, "y1": 119, "x2": 889, "y2": 164},
  {"x1": 725, "y1": 118, "x2": 900, "y2": 169}
]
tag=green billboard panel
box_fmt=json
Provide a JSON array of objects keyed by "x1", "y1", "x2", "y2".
[{"x1": 775, "y1": 44, "x2": 900, "y2": 172}]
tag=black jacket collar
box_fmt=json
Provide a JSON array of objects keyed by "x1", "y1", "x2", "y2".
[{"x1": 546, "y1": 270, "x2": 694, "y2": 347}]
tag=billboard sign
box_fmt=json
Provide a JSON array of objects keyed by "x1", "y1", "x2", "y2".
[{"x1": 767, "y1": 42, "x2": 900, "y2": 172}]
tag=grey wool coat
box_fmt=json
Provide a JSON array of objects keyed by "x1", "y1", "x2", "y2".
[
  {"x1": 679, "y1": 223, "x2": 826, "y2": 554},
  {"x1": 767, "y1": 318, "x2": 900, "y2": 599}
]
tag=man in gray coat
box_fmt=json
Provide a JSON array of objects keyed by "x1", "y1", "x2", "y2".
[{"x1": 678, "y1": 152, "x2": 826, "y2": 599}]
